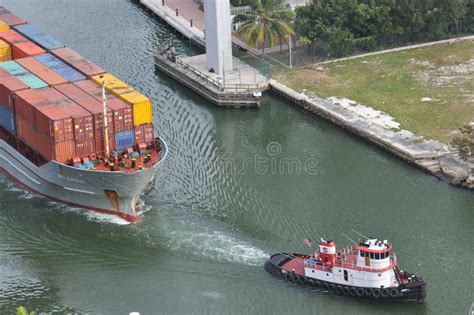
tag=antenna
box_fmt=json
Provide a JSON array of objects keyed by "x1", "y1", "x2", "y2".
[
  {"x1": 341, "y1": 233, "x2": 357, "y2": 245},
  {"x1": 350, "y1": 229, "x2": 369, "y2": 240},
  {"x1": 101, "y1": 75, "x2": 110, "y2": 157}
]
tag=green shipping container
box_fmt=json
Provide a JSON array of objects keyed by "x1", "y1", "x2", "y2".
[{"x1": 0, "y1": 60, "x2": 47, "y2": 89}]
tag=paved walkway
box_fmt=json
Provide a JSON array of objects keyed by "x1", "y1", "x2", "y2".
[{"x1": 141, "y1": 0, "x2": 291, "y2": 55}]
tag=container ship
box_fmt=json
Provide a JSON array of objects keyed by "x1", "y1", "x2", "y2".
[{"x1": 0, "y1": 7, "x2": 167, "y2": 222}]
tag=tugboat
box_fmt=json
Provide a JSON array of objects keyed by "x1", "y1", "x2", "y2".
[{"x1": 265, "y1": 238, "x2": 427, "y2": 303}]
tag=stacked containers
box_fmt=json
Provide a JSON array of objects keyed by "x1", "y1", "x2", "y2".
[
  {"x1": 0, "y1": 20, "x2": 9, "y2": 31},
  {"x1": 16, "y1": 57, "x2": 68, "y2": 86},
  {"x1": 90, "y1": 74, "x2": 152, "y2": 126},
  {"x1": 55, "y1": 83, "x2": 115, "y2": 155},
  {"x1": 0, "y1": 39, "x2": 11, "y2": 61},
  {"x1": 0, "y1": 7, "x2": 27, "y2": 27},
  {"x1": 74, "y1": 79, "x2": 133, "y2": 152},
  {"x1": 0, "y1": 60, "x2": 48, "y2": 89},
  {"x1": 90, "y1": 73, "x2": 153, "y2": 148},
  {"x1": 14, "y1": 89, "x2": 75, "y2": 163},
  {"x1": 38, "y1": 88, "x2": 94, "y2": 157},
  {"x1": 35, "y1": 53, "x2": 86, "y2": 83},
  {"x1": 0, "y1": 29, "x2": 45, "y2": 59},
  {"x1": 51, "y1": 48, "x2": 105, "y2": 77},
  {"x1": 0, "y1": 69, "x2": 29, "y2": 134},
  {"x1": 13, "y1": 24, "x2": 64, "y2": 51}
]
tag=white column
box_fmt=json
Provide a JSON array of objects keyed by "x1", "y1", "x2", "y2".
[{"x1": 204, "y1": 0, "x2": 233, "y2": 76}]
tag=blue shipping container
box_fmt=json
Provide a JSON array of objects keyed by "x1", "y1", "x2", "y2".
[
  {"x1": 0, "y1": 61, "x2": 48, "y2": 89},
  {"x1": 35, "y1": 53, "x2": 86, "y2": 82},
  {"x1": 115, "y1": 130, "x2": 135, "y2": 151},
  {"x1": 0, "y1": 103, "x2": 16, "y2": 134},
  {"x1": 14, "y1": 24, "x2": 64, "y2": 51}
]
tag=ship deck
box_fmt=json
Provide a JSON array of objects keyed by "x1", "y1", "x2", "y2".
[{"x1": 83, "y1": 149, "x2": 161, "y2": 173}]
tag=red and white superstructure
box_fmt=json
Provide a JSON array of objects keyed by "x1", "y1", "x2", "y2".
[
  {"x1": 304, "y1": 239, "x2": 398, "y2": 288},
  {"x1": 265, "y1": 236, "x2": 427, "y2": 303}
]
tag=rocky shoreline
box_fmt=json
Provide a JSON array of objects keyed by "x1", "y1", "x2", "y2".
[{"x1": 269, "y1": 79, "x2": 473, "y2": 189}]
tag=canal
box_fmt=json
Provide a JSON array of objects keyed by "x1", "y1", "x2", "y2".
[{"x1": 0, "y1": 0, "x2": 472, "y2": 314}]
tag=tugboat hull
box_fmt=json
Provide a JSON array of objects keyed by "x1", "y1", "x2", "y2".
[{"x1": 265, "y1": 253, "x2": 427, "y2": 303}]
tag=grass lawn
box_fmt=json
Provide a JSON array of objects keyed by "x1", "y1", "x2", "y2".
[{"x1": 273, "y1": 40, "x2": 474, "y2": 143}]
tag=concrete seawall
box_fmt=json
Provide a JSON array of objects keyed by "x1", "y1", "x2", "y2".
[{"x1": 269, "y1": 79, "x2": 473, "y2": 189}]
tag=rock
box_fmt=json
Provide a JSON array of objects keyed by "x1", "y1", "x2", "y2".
[
  {"x1": 315, "y1": 66, "x2": 324, "y2": 72},
  {"x1": 467, "y1": 175, "x2": 474, "y2": 188},
  {"x1": 439, "y1": 155, "x2": 471, "y2": 184}
]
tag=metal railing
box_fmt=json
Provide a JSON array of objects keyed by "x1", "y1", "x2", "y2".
[
  {"x1": 175, "y1": 57, "x2": 260, "y2": 93},
  {"x1": 230, "y1": 5, "x2": 252, "y2": 15}
]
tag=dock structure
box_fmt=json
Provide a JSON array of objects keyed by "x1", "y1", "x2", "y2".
[
  {"x1": 140, "y1": 0, "x2": 205, "y2": 48},
  {"x1": 155, "y1": 40, "x2": 268, "y2": 108}
]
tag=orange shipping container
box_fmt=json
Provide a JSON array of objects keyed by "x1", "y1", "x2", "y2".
[
  {"x1": 16, "y1": 57, "x2": 68, "y2": 86},
  {"x1": 0, "y1": 68, "x2": 29, "y2": 110},
  {"x1": 0, "y1": 29, "x2": 45, "y2": 59}
]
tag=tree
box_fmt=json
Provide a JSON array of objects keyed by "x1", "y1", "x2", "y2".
[
  {"x1": 442, "y1": 0, "x2": 469, "y2": 34},
  {"x1": 452, "y1": 122, "x2": 474, "y2": 162},
  {"x1": 234, "y1": 0, "x2": 295, "y2": 57}
]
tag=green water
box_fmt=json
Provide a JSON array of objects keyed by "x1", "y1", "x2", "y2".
[{"x1": 0, "y1": 1, "x2": 472, "y2": 314}]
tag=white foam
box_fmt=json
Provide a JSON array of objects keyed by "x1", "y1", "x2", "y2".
[
  {"x1": 48, "y1": 201, "x2": 131, "y2": 225},
  {"x1": 164, "y1": 227, "x2": 268, "y2": 266}
]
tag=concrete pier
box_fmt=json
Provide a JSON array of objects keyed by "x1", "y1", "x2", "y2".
[{"x1": 155, "y1": 41, "x2": 268, "y2": 108}]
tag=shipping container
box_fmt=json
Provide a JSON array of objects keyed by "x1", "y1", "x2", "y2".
[
  {"x1": 95, "y1": 132, "x2": 116, "y2": 156},
  {"x1": 134, "y1": 123, "x2": 154, "y2": 146},
  {"x1": 0, "y1": 29, "x2": 45, "y2": 59},
  {"x1": 55, "y1": 83, "x2": 114, "y2": 137},
  {"x1": 15, "y1": 89, "x2": 74, "y2": 142},
  {"x1": 0, "y1": 60, "x2": 48, "y2": 89},
  {"x1": 75, "y1": 138, "x2": 95, "y2": 158},
  {"x1": 36, "y1": 133, "x2": 76, "y2": 163},
  {"x1": 115, "y1": 130, "x2": 134, "y2": 151},
  {"x1": 37, "y1": 88, "x2": 94, "y2": 142},
  {"x1": 91, "y1": 73, "x2": 153, "y2": 126},
  {"x1": 14, "y1": 24, "x2": 64, "y2": 51},
  {"x1": 51, "y1": 48, "x2": 105, "y2": 77},
  {"x1": 74, "y1": 79, "x2": 133, "y2": 132},
  {"x1": 0, "y1": 20, "x2": 10, "y2": 31},
  {"x1": 35, "y1": 53, "x2": 86, "y2": 82},
  {"x1": 0, "y1": 39, "x2": 11, "y2": 61},
  {"x1": 0, "y1": 68, "x2": 29, "y2": 110},
  {"x1": 16, "y1": 57, "x2": 68, "y2": 86},
  {"x1": 16, "y1": 116, "x2": 73, "y2": 163},
  {"x1": 0, "y1": 13, "x2": 27, "y2": 27},
  {"x1": 16, "y1": 116, "x2": 37, "y2": 147},
  {"x1": 0, "y1": 103, "x2": 15, "y2": 134}
]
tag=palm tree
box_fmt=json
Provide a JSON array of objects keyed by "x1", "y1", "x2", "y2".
[{"x1": 234, "y1": 0, "x2": 295, "y2": 58}]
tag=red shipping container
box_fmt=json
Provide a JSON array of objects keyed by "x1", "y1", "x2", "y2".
[
  {"x1": 0, "y1": 29, "x2": 45, "y2": 59},
  {"x1": 75, "y1": 138, "x2": 95, "y2": 158},
  {"x1": 95, "y1": 132, "x2": 116, "y2": 155},
  {"x1": 51, "y1": 47, "x2": 106, "y2": 77},
  {"x1": 134, "y1": 123, "x2": 154, "y2": 146},
  {"x1": 16, "y1": 57, "x2": 68, "y2": 86},
  {"x1": 14, "y1": 89, "x2": 74, "y2": 142},
  {"x1": 0, "y1": 13, "x2": 27, "y2": 26},
  {"x1": 36, "y1": 88, "x2": 94, "y2": 142},
  {"x1": 16, "y1": 116, "x2": 38, "y2": 147},
  {"x1": 54, "y1": 83, "x2": 114, "y2": 138},
  {"x1": 74, "y1": 80, "x2": 133, "y2": 132},
  {"x1": 0, "y1": 68, "x2": 29, "y2": 110},
  {"x1": 16, "y1": 116, "x2": 74, "y2": 163}
]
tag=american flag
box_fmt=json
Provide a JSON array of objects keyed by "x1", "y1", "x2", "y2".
[{"x1": 303, "y1": 238, "x2": 312, "y2": 247}]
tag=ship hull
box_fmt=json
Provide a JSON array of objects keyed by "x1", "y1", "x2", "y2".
[
  {"x1": 0, "y1": 137, "x2": 168, "y2": 222},
  {"x1": 265, "y1": 253, "x2": 427, "y2": 303}
]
